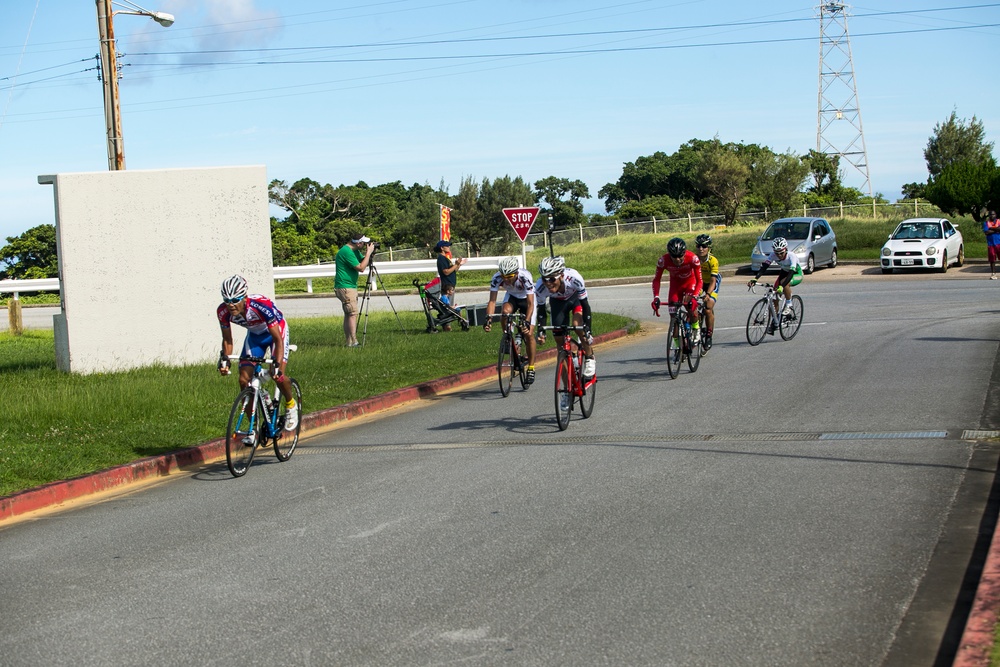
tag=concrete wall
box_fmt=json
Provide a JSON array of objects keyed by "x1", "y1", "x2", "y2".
[{"x1": 38, "y1": 165, "x2": 273, "y2": 374}]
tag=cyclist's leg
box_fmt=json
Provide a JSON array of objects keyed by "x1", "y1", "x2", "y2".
[
  {"x1": 523, "y1": 298, "x2": 537, "y2": 366},
  {"x1": 703, "y1": 294, "x2": 716, "y2": 333}
]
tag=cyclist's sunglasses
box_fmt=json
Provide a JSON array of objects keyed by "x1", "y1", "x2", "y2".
[
  {"x1": 542, "y1": 274, "x2": 562, "y2": 283},
  {"x1": 503, "y1": 272, "x2": 518, "y2": 279},
  {"x1": 223, "y1": 296, "x2": 244, "y2": 304},
  {"x1": 696, "y1": 244, "x2": 710, "y2": 249}
]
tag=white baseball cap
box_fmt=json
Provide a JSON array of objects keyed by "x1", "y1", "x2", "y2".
[{"x1": 352, "y1": 236, "x2": 371, "y2": 243}]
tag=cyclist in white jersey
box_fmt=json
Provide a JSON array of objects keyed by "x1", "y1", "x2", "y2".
[
  {"x1": 747, "y1": 237, "x2": 804, "y2": 335},
  {"x1": 484, "y1": 256, "x2": 538, "y2": 384},
  {"x1": 534, "y1": 256, "x2": 595, "y2": 378}
]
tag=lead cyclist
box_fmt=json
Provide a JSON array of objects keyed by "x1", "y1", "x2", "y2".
[{"x1": 746, "y1": 237, "x2": 803, "y2": 335}]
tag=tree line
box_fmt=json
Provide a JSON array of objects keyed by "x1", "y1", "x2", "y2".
[{"x1": 1, "y1": 114, "x2": 994, "y2": 279}]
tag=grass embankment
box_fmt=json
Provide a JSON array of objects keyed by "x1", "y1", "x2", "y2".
[
  {"x1": 0, "y1": 311, "x2": 634, "y2": 497},
  {"x1": 272, "y1": 214, "x2": 987, "y2": 295}
]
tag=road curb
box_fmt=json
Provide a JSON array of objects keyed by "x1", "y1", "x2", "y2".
[
  {"x1": 0, "y1": 327, "x2": 629, "y2": 524},
  {"x1": 954, "y1": 521, "x2": 1000, "y2": 666}
]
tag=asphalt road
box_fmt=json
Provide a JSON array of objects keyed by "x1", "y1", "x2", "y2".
[{"x1": 2, "y1": 268, "x2": 1000, "y2": 666}]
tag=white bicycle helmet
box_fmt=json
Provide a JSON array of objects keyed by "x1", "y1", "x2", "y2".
[
  {"x1": 221, "y1": 275, "x2": 248, "y2": 302},
  {"x1": 771, "y1": 237, "x2": 788, "y2": 253},
  {"x1": 498, "y1": 256, "x2": 520, "y2": 275},
  {"x1": 539, "y1": 256, "x2": 566, "y2": 278}
]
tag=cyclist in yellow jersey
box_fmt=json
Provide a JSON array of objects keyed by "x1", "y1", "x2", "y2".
[{"x1": 694, "y1": 234, "x2": 721, "y2": 348}]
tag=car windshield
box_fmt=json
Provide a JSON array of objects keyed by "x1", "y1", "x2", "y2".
[
  {"x1": 892, "y1": 223, "x2": 941, "y2": 240},
  {"x1": 762, "y1": 222, "x2": 810, "y2": 240}
]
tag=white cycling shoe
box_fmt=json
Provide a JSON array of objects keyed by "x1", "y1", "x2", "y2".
[
  {"x1": 583, "y1": 358, "x2": 596, "y2": 377},
  {"x1": 284, "y1": 406, "x2": 299, "y2": 431}
]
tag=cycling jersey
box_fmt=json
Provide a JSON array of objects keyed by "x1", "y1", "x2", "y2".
[
  {"x1": 217, "y1": 294, "x2": 285, "y2": 334},
  {"x1": 218, "y1": 295, "x2": 289, "y2": 363},
  {"x1": 758, "y1": 249, "x2": 801, "y2": 274},
  {"x1": 489, "y1": 268, "x2": 535, "y2": 299},
  {"x1": 535, "y1": 268, "x2": 591, "y2": 330},
  {"x1": 653, "y1": 251, "x2": 703, "y2": 303},
  {"x1": 534, "y1": 268, "x2": 588, "y2": 303},
  {"x1": 699, "y1": 253, "x2": 721, "y2": 297}
]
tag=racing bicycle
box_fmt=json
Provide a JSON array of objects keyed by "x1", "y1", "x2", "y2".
[
  {"x1": 224, "y1": 346, "x2": 302, "y2": 477},
  {"x1": 540, "y1": 324, "x2": 596, "y2": 431},
  {"x1": 665, "y1": 297, "x2": 703, "y2": 379},
  {"x1": 746, "y1": 283, "x2": 804, "y2": 345},
  {"x1": 493, "y1": 312, "x2": 529, "y2": 397}
]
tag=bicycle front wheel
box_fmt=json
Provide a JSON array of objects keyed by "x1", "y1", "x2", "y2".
[
  {"x1": 497, "y1": 334, "x2": 513, "y2": 397},
  {"x1": 226, "y1": 388, "x2": 260, "y2": 477},
  {"x1": 516, "y1": 345, "x2": 528, "y2": 390},
  {"x1": 666, "y1": 317, "x2": 682, "y2": 379},
  {"x1": 577, "y1": 352, "x2": 596, "y2": 418},
  {"x1": 687, "y1": 329, "x2": 702, "y2": 372},
  {"x1": 779, "y1": 295, "x2": 804, "y2": 341},
  {"x1": 554, "y1": 351, "x2": 573, "y2": 431},
  {"x1": 746, "y1": 298, "x2": 770, "y2": 346},
  {"x1": 274, "y1": 379, "x2": 302, "y2": 462}
]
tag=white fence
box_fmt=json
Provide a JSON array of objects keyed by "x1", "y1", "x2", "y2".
[{"x1": 0, "y1": 256, "x2": 518, "y2": 298}]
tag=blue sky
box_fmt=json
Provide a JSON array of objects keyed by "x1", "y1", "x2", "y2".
[{"x1": 1, "y1": 0, "x2": 998, "y2": 242}]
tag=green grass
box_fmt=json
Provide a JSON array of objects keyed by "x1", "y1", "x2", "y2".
[{"x1": 0, "y1": 311, "x2": 634, "y2": 497}]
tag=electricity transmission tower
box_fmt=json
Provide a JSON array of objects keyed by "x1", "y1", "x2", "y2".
[{"x1": 817, "y1": 2, "x2": 871, "y2": 196}]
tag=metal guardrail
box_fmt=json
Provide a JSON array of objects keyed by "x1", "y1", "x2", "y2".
[{"x1": 0, "y1": 256, "x2": 518, "y2": 298}]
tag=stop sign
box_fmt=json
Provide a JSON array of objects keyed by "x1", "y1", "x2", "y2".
[{"x1": 502, "y1": 207, "x2": 541, "y2": 242}]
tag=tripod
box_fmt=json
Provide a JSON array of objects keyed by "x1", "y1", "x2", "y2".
[{"x1": 358, "y1": 259, "x2": 406, "y2": 347}]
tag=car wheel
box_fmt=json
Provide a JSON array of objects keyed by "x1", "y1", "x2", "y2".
[
  {"x1": 957, "y1": 245, "x2": 965, "y2": 267},
  {"x1": 804, "y1": 254, "x2": 815, "y2": 274},
  {"x1": 829, "y1": 249, "x2": 838, "y2": 268},
  {"x1": 939, "y1": 251, "x2": 948, "y2": 273}
]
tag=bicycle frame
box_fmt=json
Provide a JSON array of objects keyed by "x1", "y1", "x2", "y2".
[
  {"x1": 227, "y1": 355, "x2": 283, "y2": 437},
  {"x1": 746, "y1": 283, "x2": 804, "y2": 345},
  {"x1": 493, "y1": 312, "x2": 528, "y2": 396},
  {"x1": 665, "y1": 297, "x2": 703, "y2": 378},
  {"x1": 541, "y1": 324, "x2": 595, "y2": 430}
]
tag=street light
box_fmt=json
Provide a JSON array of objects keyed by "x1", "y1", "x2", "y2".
[{"x1": 95, "y1": 0, "x2": 174, "y2": 171}]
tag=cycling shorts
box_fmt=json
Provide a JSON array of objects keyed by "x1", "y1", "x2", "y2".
[
  {"x1": 775, "y1": 265, "x2": 804, "y2": 288},
  {"x1": 503, "y1": 294, "x2": 537, "y2": 326},
  {"x1": 240, "y1": 320, "x2": 289, "y2": 366},
  {"x1": 548, "y1": 297, "x2": 583, "y2": 330}
]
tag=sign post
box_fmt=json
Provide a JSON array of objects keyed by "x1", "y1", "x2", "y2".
[{"x1": 502, "y1": 206, "x2": 541, "y2": 271}]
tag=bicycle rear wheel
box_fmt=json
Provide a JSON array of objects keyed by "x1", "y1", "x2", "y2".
[
  {"x1": 497, "y1": 334, "x2": 513, "y2": 397},
  {"x1": 665, "y1": 317, "x2": 682, "y2": 379},
  {"x1": 554, "y1": 351, "x2": 573, "y2": 431},
  {"x1": 700, "y1": 310, "x2": 711, "y2": 354},
  {"x1": 577, "y1": 351, "x2": 596, "y2": 418},
  {"x1": 746, "y1": 298, "x2": 770, "y2": 346},
  {"x1": 273, "y1": 378, "x2": 302, "y2": 462},
  {"x1": 779, "y1": 295, "x2": 804, "y2": 341},
  {"x1": 687, "y1": 328, "x2": 702, "y2": 372},
  {"x1": 226, "y1": 388, "x2": 260, "y2": 477}
]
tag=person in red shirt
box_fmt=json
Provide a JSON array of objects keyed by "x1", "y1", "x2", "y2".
[{"x1": 651, "y1": 237, "x2": 704, "y2": 342}]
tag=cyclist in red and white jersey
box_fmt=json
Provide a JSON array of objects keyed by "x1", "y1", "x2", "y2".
[
  {"x1": 651, "y1": 237, "x2": 704, "y2": 342},
  {"x1": 484, "y1": 256, "x2": 538, "y2": 384},
  {"x1": 534, "y1": 256, "x2": 595, "y2": 378},
  {"x1": 216, "y1": 275, "x2": 298, "y2": 430}
]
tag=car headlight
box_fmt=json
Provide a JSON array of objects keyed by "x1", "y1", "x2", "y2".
[
  {"x1": 881, "y1": 247, "x2": 891, "y2": 256},
  {"x1": 792, "y1": 244, "x2": 806, "y2": 255},
  {"x1": 926, "y1": 246, "x2": 938, "y2": 255}
]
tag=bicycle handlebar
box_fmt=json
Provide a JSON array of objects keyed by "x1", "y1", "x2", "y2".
[{"x1": 226, "y1": 344, "x2": 297, "y2": 364}]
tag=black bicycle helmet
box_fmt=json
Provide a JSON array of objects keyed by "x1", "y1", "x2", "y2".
[
  {"x1": 695, "y1": 233, "x2": 712, "y2": 248},
  {"x1": 666, "y1": 237, "x2": 686, "y2": 258}
]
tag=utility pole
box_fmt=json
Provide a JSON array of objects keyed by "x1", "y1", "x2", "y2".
[
  {"x1": 817, "y1": 2, "x2": 871, "y2": 196},
  {"x1": 96, "y1": 0, "x2": 125, "y2": 170},
  {"x1": 94, "y1": 0, "x2": 174, "y2": 171}
]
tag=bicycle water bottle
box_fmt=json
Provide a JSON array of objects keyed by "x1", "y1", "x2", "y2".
[
  {"x1": 263, "y1": 392, "x2": 273, "y2": 412},
  {"x1": 514, "y1": 334, "x2": 523, "y2": 350}
]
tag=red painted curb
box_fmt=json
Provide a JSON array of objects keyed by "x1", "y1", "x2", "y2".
[
  {"x1": 953, "y1": 523, "x2": 1000, "y2": 666},
  {"x1": 0, "y1": 328, "x2": 630, "y2": 523}
]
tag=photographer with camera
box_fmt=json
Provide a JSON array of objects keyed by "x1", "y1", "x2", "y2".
[{"x1": 334, "y1": 234, "x2": 376, "y2": 347}]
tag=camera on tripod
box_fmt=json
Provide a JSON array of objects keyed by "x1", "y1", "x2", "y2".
[{"x1": 370, "y1": 241, "x2": 381, "y2": 251}]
